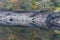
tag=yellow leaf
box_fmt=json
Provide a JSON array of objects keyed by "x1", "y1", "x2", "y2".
[
  {"x1": 54, "y1": 7, "x2": 60, "y2": 12},
  {"x1": 31, "y1": 5, "x2": 37, "y2": 9}
]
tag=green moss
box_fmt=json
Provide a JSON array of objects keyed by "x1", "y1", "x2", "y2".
[
  {"x1": 57, "y1": 4, "x2": 60, "y2": 7},
  {"x1": 6, "y1": 3, "x2": 14, "y2": 10}
]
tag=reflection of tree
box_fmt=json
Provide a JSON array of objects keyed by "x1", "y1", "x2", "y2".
[
  {"x1": 8, "y1": 33, "x2": 16, "y2": 40},
  {"x1": 7, "y1": 27, "x2": 17, "y2": 40}
]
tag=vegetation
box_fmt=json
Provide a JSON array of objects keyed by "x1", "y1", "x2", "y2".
[
  {"x1": 6, "y1": 3, "x2": 14, "y2": 10},
  {"x1": 0, "y1": 0, "x2": 57, "y2": 11}
]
